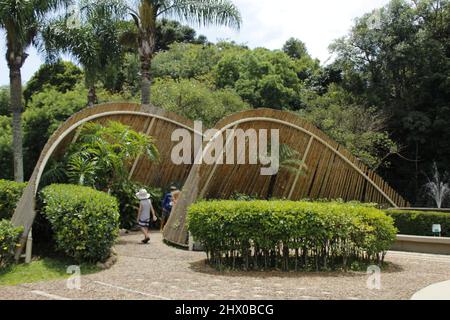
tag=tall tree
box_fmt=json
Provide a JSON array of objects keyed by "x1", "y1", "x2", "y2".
[
  {"x1": 122, "y1": 0, "x2": 242, "y2": 105},
  {"x1": 41, "y1": 0, "x2": 127, "y2": 106},
  {"x1": 283, "y1": 38, "x2": 309, "y2": 60},
  {"x1": 330, "y1": 0, "x2": 450, "y2": 204},
  {"x1": 0, "y1": 0, "x2": 71, "y2": 182},
  {"x1": 23, "y1": 61, "x2": 83, "y2": 104}
]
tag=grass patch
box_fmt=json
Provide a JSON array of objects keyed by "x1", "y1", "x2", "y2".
[{"x1": 0, "y1": 258, "x2": 100, "y2": 286}]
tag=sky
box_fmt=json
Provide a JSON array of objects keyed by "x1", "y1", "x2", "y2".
[{"x1": 0, "y1": 0, "x2": 391, "y2": 86}]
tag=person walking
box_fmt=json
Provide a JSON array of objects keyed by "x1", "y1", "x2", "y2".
[
  {"x1": 136, "y1": 189, "x2": 157, "y2": 244},
  {"x1": 160, "y1": 186, "x2": 177, "y2": 231}
]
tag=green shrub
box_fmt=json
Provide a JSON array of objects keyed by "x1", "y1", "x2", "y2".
[
  {"x1": 0, "y1": 180, "x2": 27, "y2": 220},
  {"x1": 188, "y1": 201, "x2": 397, "y2": 271},
  {"x1": 386, "y1": 210, "x2": 450, "y2": 237},
  {"x1": 0, "y1": 219, "x2": 23, "y2": 269},
  {"x1": 41, "y1": 184, "x2": 120, "y2": 262}
]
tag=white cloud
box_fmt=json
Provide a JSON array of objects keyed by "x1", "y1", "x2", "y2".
[
  {"x1": 197, "y1": 0, "x2": 391, "y2": 62},
  {"x1": 0, "y1": 0, "x2": 391, "y2": 85}
]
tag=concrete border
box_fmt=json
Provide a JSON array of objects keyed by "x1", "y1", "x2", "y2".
[{"x1": 392, "y1": 235, "x2": 450, "y2": 255}]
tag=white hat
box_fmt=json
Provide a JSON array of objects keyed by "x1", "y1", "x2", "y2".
[{"x1": 136, "y1": 189, "x2": 150, "y2": 200}]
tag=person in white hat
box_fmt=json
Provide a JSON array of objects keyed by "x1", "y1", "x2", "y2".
[{"x1": 136, "y1": 189, "x2": 157, "y2": 244}]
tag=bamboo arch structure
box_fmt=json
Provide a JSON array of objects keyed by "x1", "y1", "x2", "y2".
[
  {"x1": 11, "y1": 103, "x2": 408, "y2": 255},
  {"x1": 163, "y1": 108, "x2": 409, "y2": 246},
  {"x1": 11, "y1": 102, "x2": 202, "y2": 258}
]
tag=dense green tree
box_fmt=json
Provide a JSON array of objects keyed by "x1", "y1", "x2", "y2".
[
  {"x1": 155, "y1": 18, "x2": 208, "y2": 51},
  {"x1": 299, "y1": 85, "x2": 398, "y2": 170},
  {"x1": 0, "y1": 87, "x2": 9, "y2": 116},
  {"x1": 122, "y1": 0, "x2": 241, "y2": 105},
  {"x1": 215, "y1": 48, "x2": 311, "y2": 109},
  {"x1": 0, "y1": 0, "x2": 72, "y2": 182},
  {"x1": 282, "y1": 38, "x2": 309, "y2": 60},
  {"x1": 114, "y1": 19, "x2": 209, "y2": 93},
  {"x1": 330, "y1": 0, "x2": 450, "y2": 203},
  {"x1": 23, "y1": 61, "x2": 83, "y2": 104},
  {"x1": 151, "y1": 77, "x2": 249, "y2": 127},
  {"x1": 0, "y1": 116, "x2": 13, "y2": 179},
  {"x1": 152, "y1": 42, "x2": 222, "y2": 81}
]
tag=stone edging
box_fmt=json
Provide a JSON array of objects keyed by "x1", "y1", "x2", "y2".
[{"x1": 96, "y1": 247, "x2": 118, "y2": 270}]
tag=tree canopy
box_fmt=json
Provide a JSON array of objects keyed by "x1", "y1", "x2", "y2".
[{"x1": 330, "y1": 0, "x2": 450, "y2": 203}]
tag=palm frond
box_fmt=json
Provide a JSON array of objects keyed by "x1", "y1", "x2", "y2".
[{"x1": 157, "y1": 0, "x2": 241, "y2": 29}]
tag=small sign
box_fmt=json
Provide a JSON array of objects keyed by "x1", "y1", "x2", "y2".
[{"x1": 432, "y1": 224, "x2": 442, "y2": 233}]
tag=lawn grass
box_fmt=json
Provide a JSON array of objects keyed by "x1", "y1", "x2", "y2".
[{"x1": 0, "y1": 258, "x2": 100, "y2": 286}]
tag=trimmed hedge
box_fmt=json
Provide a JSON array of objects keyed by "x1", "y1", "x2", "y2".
[
  {"x1": 188, "y1": 201, "x2": 397, "y2": 271},
  {"x1": 41, "y1": 184, "x2": 120, "y2": 262},
  {"x1": 0, "y1": 219, "x2": 23, "y2": 269},
  {"x1": 386, "y1": 210, "x2": 450, "y2": 237},
  {"x1": 0, "y1": 180, "x2": 27, "y2": 220}
]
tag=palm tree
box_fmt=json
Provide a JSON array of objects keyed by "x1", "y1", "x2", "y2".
[
  {"x1": 41, "y1": 0, "x2": 127, "y2": 106},
  {"x1": 0, "y1": 0, "x2": 72, "y2": 182},
  {"x1": 122, "y1": 0, "x2": 242, "y2": 105}
]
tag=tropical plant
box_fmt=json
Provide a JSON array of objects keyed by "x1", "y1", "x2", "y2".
[
  {"x1": 66, "y1": 121, "x2": 159, "y2": 190},
  {"x1": 0, "y1": 0, "x2": 72, "y2": 182},
  {"x1": 41, "y1": 0, "x2": 127, "y2": 106},
  {"x1": 121, "y1": 0, "x2": 242, "y2": 105}
]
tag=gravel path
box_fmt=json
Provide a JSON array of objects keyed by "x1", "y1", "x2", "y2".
[{"x1": 1, "y1": 231, "x2": 450, "y2": 300}]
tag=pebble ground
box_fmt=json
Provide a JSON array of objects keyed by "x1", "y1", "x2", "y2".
[{"x1": 1, "y1": 231, "x2": 450, "y2": 300}]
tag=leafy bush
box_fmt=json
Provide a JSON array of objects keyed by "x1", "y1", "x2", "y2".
[
  {"x1": 188, "y1": 201, "x2": 397, "y2": 271},
  {"x1": 0, "y1": 117, "x2": 13, "y2": 180},
  {"x1": 0, "y1": 180, "x2": 27, "y2": 220},
  {"x1": 41, "y1": 184, "x2": 120, "y2": 262},
  {"x1": 386, "y1": 210, "x2": 450, "y2": 237},
  {"x1": 0, "y1": 220, "x2": 23, "y2": 269}
]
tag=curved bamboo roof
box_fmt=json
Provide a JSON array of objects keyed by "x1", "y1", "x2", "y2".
[{"x1": 11, "y1": 102, "x2": 408, "y2": 254}]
